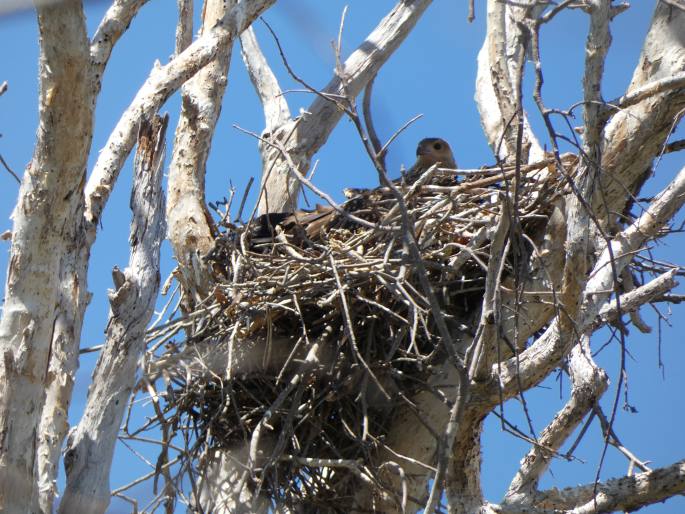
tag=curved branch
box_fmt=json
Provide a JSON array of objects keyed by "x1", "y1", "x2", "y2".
[
  {"x1": 84, "y1": 0, "x2": 276, "y2": 230},
  {"x1": 490, "y1": 163, "x2": 685, "y2": 401},
  {"x1": 90, "y1": 0, "x2": 150, "y2": 82},
  {"x1": 255, "y1": 0, "x2": 434, "y2": 213}
]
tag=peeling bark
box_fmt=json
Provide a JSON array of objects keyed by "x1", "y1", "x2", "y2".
[
  {"x1": 166, "y1": 0, "x2": 236, "y2": 304},
  {"x1": 0, "y1": 3, "x2": 93, "y2": 511},
  {"x1": 59, "y1": 115, "x2": 167, "y2": 514},
  {"x1": 475, "y1": 0, "x2": 544, "y2": 163},
  {"x1": 85, "y1": 0, "x2": 276, "y2": 228},
  {"x1": 600, "y1": 1, "x2": 685, "y2": 218},
  {"x1": 2, "y1": 1, "x2": 685, "y2": 513}
]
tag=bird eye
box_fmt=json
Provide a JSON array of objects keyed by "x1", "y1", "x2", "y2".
[{"x1": 433, "y1": 142, "x2": 442, "y2": 150}]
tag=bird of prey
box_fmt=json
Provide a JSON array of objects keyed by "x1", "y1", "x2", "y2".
[
  {"x1": 401, "y1": 137, "x2": 457, "y2": 184},
  {"x1": 252, "y1": 137, "x2": 458, "y2": 244}
]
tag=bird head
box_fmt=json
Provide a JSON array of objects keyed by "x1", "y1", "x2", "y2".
[{"x1": 415, "y1": 137, "x2": 457, "y2": 170}]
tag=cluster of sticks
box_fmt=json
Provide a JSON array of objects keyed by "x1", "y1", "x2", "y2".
[{"x1": 134, "y1": 155, "x2": 572, "y2": 510}]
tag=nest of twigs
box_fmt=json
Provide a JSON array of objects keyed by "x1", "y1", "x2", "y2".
[{"x1": 142, "y1": 156, "x2": 574, "y2": 511}]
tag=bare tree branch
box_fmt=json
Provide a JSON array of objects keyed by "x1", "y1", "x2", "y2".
[
  {"x1": 581, "y1": 0, "x2": 612, "y2": 153},
  {"x1": 254, "y1": 0, "x2": 434, "y2": 213},
  {"x1": 0, "y1": 153, "x2": 20, "y2": 184},
  {"x1": 166, "y1": 0, "x2": 238, "y2": 304},
  {"x1": 0, "y1": 3, "x2": 93, "y2": 510},
  {"x1": 175, "y1": 0, "x2": 193, "y2": 55},
  {"x1": 557, "y1": 0, "x2": 611, "y2": 350},
  {"x1": 475, "y1": 0, "x2": 544, "y2": 163},
  {"x1": 492, "y1": 163, "x2": 685, "y2": 400},
  {"x1": 3, "y1": 1, "x2": 684, "y2": 513},
  {"x1": 59, "y1": 114, "x2": 168, "y2": 514},
  {"x1": 605, "y1": 71, "x2": 685, "y2": 113},
  {"x1": 598, "y1": 268, "x2": 679, "y2": 325},
  {"x1": 534, "y1": 459, "x2": 685, "y2": 512},
  {"x1": 468, "y1": 200, "x2": 510, "y2": 380},
  {"x1": 504, "y1": 335, "x2": 609, "y2": 506},
  {"x1": 240, "y1": 25, "x2": 291, "y2": 132},
  {"x1": 85, "y1": 0, "x2": 276, "y2": 229},
  {"x1": 600, "y1": 1, "x2": 685, "y2": 218},
  {"x1": 90, "y1": 0, "x2": 150, "y2": 83}
]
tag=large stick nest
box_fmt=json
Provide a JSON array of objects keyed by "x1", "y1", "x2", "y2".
[{"x1": 140, "y1": 155, "x2": 574, "y2": 511}]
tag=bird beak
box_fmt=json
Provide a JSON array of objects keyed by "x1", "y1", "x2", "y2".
[{"x1": 416, "y1": 147, "x2": 429, "y2": 156}]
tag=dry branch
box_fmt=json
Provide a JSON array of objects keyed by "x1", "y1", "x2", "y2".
[
  {"x1": 0, "y1": 4, "x2": 93, "y2": 510},
  {"x1": 534, "y1": 459, "x2": 685, "y2": 513},
  {"x1": 166, "y1": 0, "x2": 237, "y2": 305},
  {"x1": 504, "y1": 335, "x2": 609, "y2": 507},
  {"x1": 475, "y1": 0, "x2": 545, "y2": 163},
  {"x1": 493, "y1": 163, "x2": 685, "y2": 401},
  {"x1": 249, "y1": 0, "x2": 433, "y2": 214},
  {"x1": 85, "y1": 0, "x2": 276, "y2": 230},
  {"x1": 599, "y1": 1, "x2": 685, "y2": 218},
  {"x1": 90, "y1": 0, "x2": 150, "y2": 84},
  {"x1": 60, "y1": 115, "x2": 168, "y2": 514}
]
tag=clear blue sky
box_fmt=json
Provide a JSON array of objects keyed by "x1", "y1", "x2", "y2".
[{"x1": 1, "y1": 1, "x2": 684, "y2": 512}]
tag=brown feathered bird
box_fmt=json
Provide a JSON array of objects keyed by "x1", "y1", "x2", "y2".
[
  {"x1": 252, "y1": 137, "x2": 457, "y2": 243},
  {"x1": 401, "y1": 137, "x2": 457, "y2": 184}
]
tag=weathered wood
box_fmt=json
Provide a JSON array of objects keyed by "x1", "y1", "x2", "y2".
[
  {"x1": 59, "y1": 115, "x2": 168, "y2": 514},
  {"x1": 0, "y1": 4, "x2": 93, "y2": 511},
  {"x1": 166, "y1": 0, "x2": 237, "y2": 304}
]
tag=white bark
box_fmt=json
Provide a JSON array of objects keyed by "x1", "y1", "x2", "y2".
[
  {"x1": 166, "y1": 0, "x2": 237, "y2": 304},
  {"x1": 492, "y1": 163, "x2": 685, "y2": 401},
  {"x1": 530, "y1": 459, "x2": 685, "y2": 513},
  {"x1": 59, "y1": 115, "x2": 167, "y2": 514},
  {"x1": 0, "y1": 3, "x2": 93, "y2": 511},
  {"x1": 556, "y1": 0, "x2": 611, "y2": 369},
  {"x1": 0, "y1": 0, "x2": 208, "y2": 509},
  {"x1": 144, "y1": 333, "x2": 295, "y2": 390},
  {"x1": 188, "y1": 2, "x2": 685, "y2": 512},
  {"x1": 475, "y1": 0, "x2": 544, "y2": 163},
  {"x1": 599, "y1": 1, "x2": 685, "y2": 217},
  {"x1": 2, "y1": 1, "x2": 684, "y2": 513},
  {"x1": 85, "y1": 0, "x2": 276, "y2": 228},
  {"x1": 504, "y1": 335, "x2": 609, "y2": 507},
  {"x1": 90, "y1": 0, "x2": 150, "y2": 86},
  {"x1": 240, "y1": 26, "x2": 291, "y2": 133},
  {"x1": 35, "y1": 6, "x2": 154, "y2": 508},
  {"x1": 175, "y1": 0, "x2": 193, "y2": 55},
  {"x1": 195, "y1": 444, "x2": 273, "y2": 514}
]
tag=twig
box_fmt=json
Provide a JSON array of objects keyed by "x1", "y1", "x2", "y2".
[
  {"x1": 362, "y1": 77, "x2": 385, "y2": 169},
  {"x1": 233, "y1": 124, "x2": 395, "y2": 233},
  {"x1": 0, "y1": 154, "x2": 20, "y2": 184}
]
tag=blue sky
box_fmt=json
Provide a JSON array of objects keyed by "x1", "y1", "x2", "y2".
[{"x1": 1, "y1": 1, "x2": 684, "y2": 512}]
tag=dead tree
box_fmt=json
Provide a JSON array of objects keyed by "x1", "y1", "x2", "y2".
[{"x1": 0, "y1": 1, "x2": 684, "y2": 513}]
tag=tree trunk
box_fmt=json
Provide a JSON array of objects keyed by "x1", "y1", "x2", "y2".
[{"x1": 0, "y1": 3, "x2": 94, "y2": 511}]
